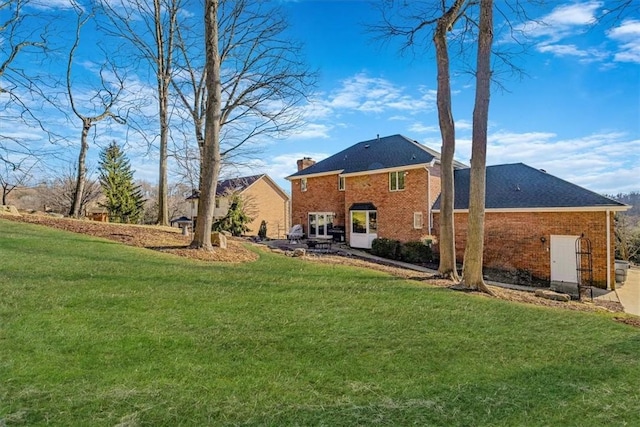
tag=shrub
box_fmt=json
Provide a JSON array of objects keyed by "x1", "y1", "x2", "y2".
[
  {"x1": 258, "y1": 220, "x2": 268, "y2": 239},
  {"x1": 371, "y1": 238, "x2": 402, "y2": 260},
  {"x1": 400, "y1": 241, "x2": 433, "y2": 264},
  {"x1": 212, "y1": 194, "x2": 252, "y2": 236}
]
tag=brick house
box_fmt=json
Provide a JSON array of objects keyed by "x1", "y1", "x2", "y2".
[
  {"x1": 432, "y1": 163, "x2": 628, "y2": 289},
  {"x1": 187, "y1": 174, "x2": 290, "y2": 238},
  {"x1": 287, "y1": 134, "x2": 629, "y2": 289}
]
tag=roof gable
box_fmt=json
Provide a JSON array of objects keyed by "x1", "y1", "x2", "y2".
[
  {"x1": 287, "y1": 134, "x2": 463, "y2": 178},
  {"x1": 433, "y1": 163, "x2": 628, "y2": 210}
]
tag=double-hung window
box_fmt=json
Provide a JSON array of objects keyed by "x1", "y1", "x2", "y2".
[
  {"x1": 338, "y1": 176, "x2": 345, "y2": 191},
  {"x1": 389, "y1": 171, "x2": 405, "y2": 191}
]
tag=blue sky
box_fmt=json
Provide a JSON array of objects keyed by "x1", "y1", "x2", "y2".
[
  {"x1": 259, "y1": 0, "x2": 639, "y2": 196},
  {"x1": 2, "y1": 0, "x2": 639, "y2": 196}
]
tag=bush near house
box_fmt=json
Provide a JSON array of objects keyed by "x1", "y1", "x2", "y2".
[
  {"x1": 401, "y1": 240, "x2": 434, "y2": 263},
  {"x1": 372, "y1": 238, "x2": 433, "y2": 264},
  {"x1": 371, "y1": 238, "x2": 402, "y2": 260}
]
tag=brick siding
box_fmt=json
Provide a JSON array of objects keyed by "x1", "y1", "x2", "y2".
[
  {"x1": 291, "y1": 167, "x2": 435, "y2": 243},
  {"x1": 432, "y1": 210, "x2": 615, "y2": 287},
  {"x1": 344, "y1": 168, "x2": 431, "y2": 243},
  {"x1": 290, "y1": 174, "x2": 345, "y2": 234}
]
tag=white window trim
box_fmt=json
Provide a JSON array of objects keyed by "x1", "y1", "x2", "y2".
[
  {"x1": 301, "y1": 178, "x2": 307, "y2": 192},
  {"x1": 338, "y1": 176, "x2": 345, "y2": 191},
  {"x1": 413, "y1": 212, "x2": 423, "y2": 229},
  {"x1": 389, "y1": 171, "x2": 405, "y2": 192}
]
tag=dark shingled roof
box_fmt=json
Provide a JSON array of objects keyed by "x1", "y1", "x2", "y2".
[
  {"x1": 287, "y1": 134, "x2": 463, "y2": 178},
  {"x1": 186, "y1": 174, "x2": 263, "y2": 199},
  {"x1": 215, "y1": 174, "x2": 263, "y2": 196},
  {"x1": 433, "y1": 163, "x2": 627, "y2": 210}
]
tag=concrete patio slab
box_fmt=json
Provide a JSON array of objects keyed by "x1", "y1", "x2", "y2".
[{"x1": 616, "y1": 267, "x2": 640, "y2": 316}]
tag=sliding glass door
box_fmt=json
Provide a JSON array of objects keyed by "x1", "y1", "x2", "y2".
[{"x1": 308, "y1": 212, "x2": 334, "y2": 239}]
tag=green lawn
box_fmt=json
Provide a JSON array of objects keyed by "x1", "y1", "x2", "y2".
[{"x1": 1, "y1": 218, "x2": 639, "y2": 426}]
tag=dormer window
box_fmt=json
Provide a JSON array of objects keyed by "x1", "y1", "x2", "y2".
[
  {"x1": 301, "y1": 178, "x2": 307, "y2": 192},
  {"x1": 389, "y1": 171, "x2": 405, "y2": 191},
  {"x1": 338, "y1": 176, "x2": 345, "y2": 191}
]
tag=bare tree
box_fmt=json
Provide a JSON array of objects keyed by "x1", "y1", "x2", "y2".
[
  {"x1": 66, "y1": 3, "x2": 126, "y2": 218},
  {"x1": 596, "y1": 0, "x2": 640, "y2": 26},
  {"x1": 372, "y1": 1, "x2": 535, "y2": 288},
  {"x1": 191, "y1": 0, "x2": 315, "y2": 249},
  {"x1": 191, "y1": 0, "x2": 222, "y2": 250},
  {"x1": 0, "y1": 0, "x2": 45, "y2": 112},
  {"x1": 0, "y1": 153, "x2": 37, "y2": 205},
  {"x1": 615, "y1": 213, "x2": 640, "y2": 263},
  {"x1": 171, "y1": 0, "x2": 316, "y2": 192},
  {"x1": 97, "y1": 0, "x2": 182, "y2": 226},
  {"x1": 43, "y1": 166, "x2": 102, "y2": 215},
  {"x1": 373, "y1": 1, "x2": 471, "y2": 280},
  {"x1": 461, "y1": 0, "x2": 493, "y2": 293},
  {"x1": 0, "y1": 0, "x2": 62, "y2": 164}
]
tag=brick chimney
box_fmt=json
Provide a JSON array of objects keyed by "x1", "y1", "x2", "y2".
[{"x1": 297, "y1": 157, "x2": 315, "y2": 171}]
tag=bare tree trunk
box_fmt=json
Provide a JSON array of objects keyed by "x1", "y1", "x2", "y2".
[
  {"x1": 191, "y1": 0, "x2": 222, "y2": 250},
  {"x1": 66, "y1": 3, "x2": 124, "y2": 219},
  {"x1": 70, "y1": 119, "x2": 91, "y2": 217},
  {"x1": 434, "y1": 0, "x2": 466, "y2": 282},
  {"x1": 462, "y1": 0, "x2": 493, "y2": 294},
  {"x1": 2, "y1": 183, "x2": 13, "y2": 205},
  {"x1": 154, "y1": 0, "x2": 172, "y2": 227}
]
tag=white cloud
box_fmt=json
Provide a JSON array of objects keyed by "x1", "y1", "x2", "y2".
[
  {"x1": 543, "y1": 1, "x2": 601, "y2": 27},
  {"x1": 28, "y1": 0, "x2": 76, "y2": 10},
  {"x1": 409, "y1": 122, "x2": 439, "y2": 133},
  {"x1": 290, "y1": 123, "x2": 332, "y2": 140},
  {"x1": 325, "y1": 72, "x2": 436, "y2": 115},
  {"x1": 455, "y1": 119, "x2": 473, "y2": 131},
  {"x1": 519, "y1": 1, "x2": 601, "y2": 41},
  {"x1": 607, "y1": 19, "x2": 640, "y2": 63},
  {"x1": 537, "y1": 43, "x2": 590, "y2": 57},
  {"x1": 482, "y1": 130, "x2": 638, "y2": 194},
  {"x1": 512, "y1": 1, "x2": 625, "y2": 63}
]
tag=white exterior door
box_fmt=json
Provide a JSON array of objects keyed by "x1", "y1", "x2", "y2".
[
  {"x1": 350, "y1": 210, "x2": 377, "y2": 249},
  {"x1": 551, "y1": 235, "x2": 579, "y2": 283}
]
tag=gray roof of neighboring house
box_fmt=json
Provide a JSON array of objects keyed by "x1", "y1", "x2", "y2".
[
  {"x1": 433, "y1": 163, "x2": 627, "y2": 210},
  {"x1": 287, "y1": 134, "x2": 466, "y2": 178},
  {"x1": 215, "y1": 174, "x2": 263, "y2": 196},
  {"x1": 186, "y1": 174, "x2": 264, "y2": 200}
]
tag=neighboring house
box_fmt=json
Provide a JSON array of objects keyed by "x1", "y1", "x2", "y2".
[
  {"x1": 187, "y1": 174, "x2": 290, "y2": 238},
  {"x1": 287, "y1": 134, "x2": 629, "y2": 289}
]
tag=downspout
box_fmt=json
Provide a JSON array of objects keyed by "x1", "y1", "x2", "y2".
[
  {"x1": 426, "y1": 166, "x2": 433, "y2": 233},
  {"x1": 606, "y1": 209, "x2": 612, "y2": 290}
]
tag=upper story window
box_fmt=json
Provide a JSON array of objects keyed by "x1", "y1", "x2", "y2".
[
  {"x1": 215, "y1": 198, "x2": 221, "y2": 209},
  {"x1": 338, "y1": 176, "x2": 345, "y2": 191},
  {"x1": 301, "y1": 178, "x2": 307, "y2": 192},
  {"x1": 389, "y1": 171, "x2": 405, "y2": 191}
]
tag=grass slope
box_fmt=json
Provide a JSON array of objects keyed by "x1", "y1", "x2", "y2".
[{"x1": 1, "y1": 219, "x2": 639, "y2": 426}]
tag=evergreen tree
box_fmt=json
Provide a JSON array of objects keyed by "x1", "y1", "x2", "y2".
[
  {"x1": 98, "y1": 141, "x2": 145, "y2": 224},
  {"x1": 212, "y1": 194, "x2": 252, "y2": 236}
]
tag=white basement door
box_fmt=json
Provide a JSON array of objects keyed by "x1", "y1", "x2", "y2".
[{"x1": 550, "y1": 235, "x2": 580, "y2": 283}]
